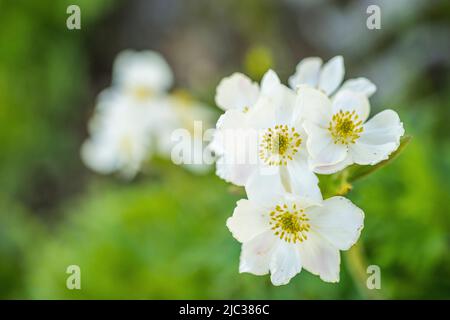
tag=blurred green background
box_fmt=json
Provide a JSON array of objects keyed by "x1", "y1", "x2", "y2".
[{"x1": 0, "y1": 0, "x2": 449, "y2": 299}]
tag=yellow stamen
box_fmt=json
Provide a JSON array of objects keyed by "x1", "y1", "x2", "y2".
[
  {"x1": 259, "y1": 125, "x2": 302, "y2": 166},
  {"x1": 269, "y1": 203, "x2": 309, "y2": 243},
  {"x1": 131, "y1": 86, "x2": 153, "y2": 101},
  {"x1": 328, "y1": 109, "x2": 363, "y2": 145}
]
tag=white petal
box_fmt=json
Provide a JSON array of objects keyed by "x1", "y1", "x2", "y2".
[
  {"x1": 296, "y1": 85, "x2": 332, "y2": 127},
  {"x1": 227, "y1": 199, "x2": 270, "y2": 243},
  {"x1": 349, "y1": 142, "x2": 397, "y2": 166},
  {"x1": 339, "y1": 77, "x2": 377, "y2": 98},
  {"x1": 216, "y1": 157, "x2": 255, "y2": 186},
  {"x1": 81, "y1": 139, "x2": 117, "y2": 175},
  {"x1": 270, "y1": 241, "x2": 302, "y2": 286},
  {"x1": 304, "y1": 123, "x2": 348, "y2": 166},
  {"x1": 239, "y1": 231, "x2": 277, "y2": 276},
  {"x1": 285, "y1": 156, "x2": 322, "y2": 202},
  {"x1": 288, "y1": 57, "x2": 323, "y2": 89},
  {"x1": 113, "y1": 50, "x2": 173, "y2": 93},
  {"x1": 274, "y1": 86, "x2": 298, "y2": 125},
  {"x1": 349, "y1": 110, "x2": 404, "y2": 165},
  {"x1": 260, "y1": 70, "x2": 296, "y2": 124},
  {"x1": 303, "y1": 122, "x2": 332, "y2": 157},
  {"x1": 318, "y1": 56, "x2": 344, "y2": 96},
  {"x1": 332, "y1": 89, "x2": 370, "y2": 122},
  {"x1": 308, "y1": 196, "x2": 364, "y2": 251},
  {"x1": 215, "y1": 73, "x2": 260, "y2": 111},
  {"x1": 250, "y1": 84, "x2": 297, "y2": 127},
  {"x1": 213, "y1": 110, "x2": 257, "y2": 186},
  {"x1": 245, "y1": 168, "x2": 286, "y2": 208},
  {"x1": 214, "y1": 136, "x2": 257, "y2": 186},
  {"x1": 308, "y1": 142, "x2": 348, "y2": 170},
  {"x1": 208, "y1": 130, "x2": 224, "y2": 155},
  {"x1": 260, "y1": 69, "x2": 281, "y2": 97},
  {"x1": 215, "y1": 109, "x2": 249, "y2": 130},
  {"x1": 289, "y1": 195, "x2": 322, "y2": 210},
  {"x1": 311, "y1": 155, "x2": 353, "y2": 174},
  {"x1": 359, "y1": 109, "x2": 404, "y2": 145},
  {"x1": 247, "y1": 96, "x2": 278, "y2": 129},
  {"x1": 298, "y1": 232, "x2": 341, "y2": 282}
]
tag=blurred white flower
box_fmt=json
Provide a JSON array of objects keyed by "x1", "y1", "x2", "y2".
[
  {"x1": 81, "y1": 91, "x2": 153, "y2": 179},
  {"x1": 82, "y1": 50, "x2": 215, "y2": 178},
  {"x1": 289, "y1": 56, "x2": 377, "y2": 98},
  {"x1": 227, "y1": 178, "x2": 364, "y2": 285},
  {"x1": 210, "y1": 70, "x2": 321, "y2": 201},
  {"x1": 165, "y1": 91, "x2": 216, "y2": 174},
  {"x1": 299, "y1": 85, "x2": 404, "y2": 174},
  {"x1": 113, "y1": 50, "x2": 174, "y2": 101}
]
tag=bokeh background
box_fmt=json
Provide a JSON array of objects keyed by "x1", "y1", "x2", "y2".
[{"x1": 1, "y1": 0, "x2": 449, "y2": 299}]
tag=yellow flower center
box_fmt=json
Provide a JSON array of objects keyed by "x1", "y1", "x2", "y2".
[
  {"x1": 328, "y1": 110, "x2": 363, "y2": 145},
  {"x1": 131, "y1": 86, "x2": 153, "y2": 101},
  {"x1": 173, "y1": 89, "x2": 193, "y2": 105},
  {"x1": 259, "y1": 125, "x2": 302, "y2": 166},
  {"x1": 270, "y1": 203, "x2": 310, "y2": 243},
  {"x1": 119, "y1": 135, "x2": 134, "y2": 159}
]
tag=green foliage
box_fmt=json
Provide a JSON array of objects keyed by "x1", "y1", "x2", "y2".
[
  {"x1": 0, "y1": 197, "x2": 44, "y2": 298},
  {"x1": 0, "y1": 0, "x2": 116, "y2": 197},
  {"x1": 350, "y1": 137, "x2": 449, "y2": 299}
]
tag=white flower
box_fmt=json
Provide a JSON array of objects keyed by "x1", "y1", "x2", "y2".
[
  {"x1": 210, "y1": 70, "x2": 321, "y2": 201},
  {"x1": 227, "y1": 177, "x2": 364, "y2": 285},
  {"x1": 299, "y1": 85, "x2": 404, "y2": 174},
  {"x1": 113, "y1": 50, "x2": 174, "y2": 101},
  {"x1": 289, "y1": 56, "x2": 377, "y2": 98},
  {"x1": 81, "y1": 91, "x2": 153, "y2": 178}
]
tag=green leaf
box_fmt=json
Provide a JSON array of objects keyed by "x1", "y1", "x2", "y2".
[{"x1": 346, "y1": 135, "x2": 412, "y2": 183}]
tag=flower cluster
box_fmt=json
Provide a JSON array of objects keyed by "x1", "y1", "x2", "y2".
[
  {"x1": 210, "y1": 56, "x2": 404, "y2": 285},
  {"x1": 81, "y1": 50, "x2": 213, "y2": 178}
]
